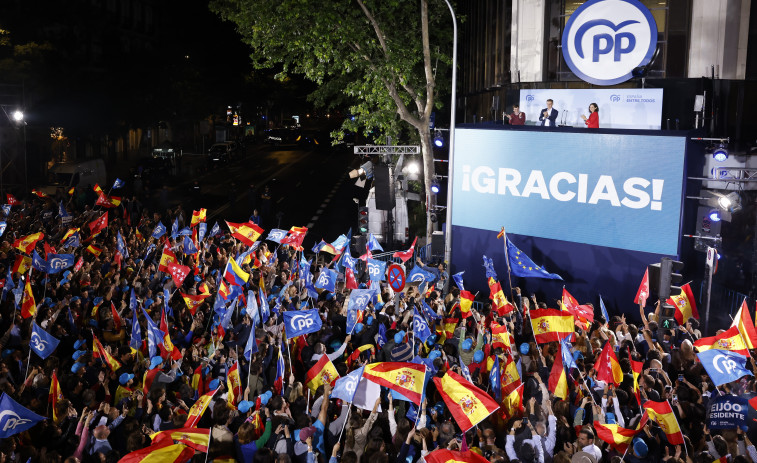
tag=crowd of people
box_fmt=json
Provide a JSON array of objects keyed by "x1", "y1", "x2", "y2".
[{"x1": 0, "y1": 182, "x2": 752, "y2": 463}]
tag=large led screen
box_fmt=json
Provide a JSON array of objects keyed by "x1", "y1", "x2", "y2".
[{"x1": 452, "y1": 128, "x2": 687, "y2": 255}]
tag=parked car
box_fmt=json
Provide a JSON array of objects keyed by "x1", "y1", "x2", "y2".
[{"x1": 207, "y1": 143, "x2": 233, "y2": 166}]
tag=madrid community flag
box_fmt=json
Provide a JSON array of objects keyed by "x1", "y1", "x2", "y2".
[
  {"x1": 305, "y1": 355, "x2": 340, "y2": 394},
  {"x1": 644, "y1": 400, "x2": 684, "y2": 445},
  {"x1": 634, "y1": 268, "x2": 650, "y2": 307},
  {"x1": 731, "y1": 298, "x2": 757, "y2": 349},
  {"x1": 595, "y1": 342, "x2": 623, "y2": 386},
  {"x1": 595, "y1": 413, "x2": 649, "y2": 453},
  {"x1": 434, "y1": 370, "x2": 499, "y2": 431},
  {"x1": 184, "y1": 389, "x2": 218, "y2": 428},
  {"x1": 363, "y1": 362, "x2": 426, "y2": 406},
  {"x1": 529, "y1": 309, "x2": 574, "y2": 344},
  {"x1": 392, "y1": 237, "x2": 417, "y2": 263},
  {"x1": 667, "y1": 282, "x2": 699, "y2": 325},
  {"x1": 694, "y1": 325, "x2": 749, "y2": 356}
]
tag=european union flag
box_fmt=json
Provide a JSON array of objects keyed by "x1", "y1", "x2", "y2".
[
  {"x1": 113, "y1": 178, "x2": 124, "y2": 189},
  {"x1": 314, "y1": 268, "x2": 337, "y2": 293},
  {"x1": 117, "y1": 231, "x2": 129, "y2": 259},
  {"x1": 482, "y1": 255, "x2": 497, "y2": 280},
  {"x1": 30, "y1": 322, "x2": 60, "y2": 359},
  {"x1": 266, "y1": 228, "x2": 287, "y2": 243},
  {"x1": 697, "y1": 349, "x2": 753, "y2": 386},
  {"x1": 506, "y1": 238, "x2": 562, "y2": 280},
  {"x1": 283, "y1": 309, "x2": 322, "y2": 338},
  {"x1": 407, "y1": 265, "x2": 435, "y2": 284},
  {"x1": 367, "y1": 234, "x2": 384, "y2": 252},
  {"x1": 332, "y1": 366, "x2": 364, "y2": 403},
  {"x1": 413, "y1": 309, "x2": 432, "y2": 343},
  {"x1": 152, "y1": 222, "x2": 166, "y2": 239},
  {"x1": 183, "y1": 236, "x2": 198, "y2": 255},
  {"x1": 0, "y1": 393, "x2": 45, "y2": 438},
  {"x1": 490, "y1": 355, "x2": 502, "y2": 401}
]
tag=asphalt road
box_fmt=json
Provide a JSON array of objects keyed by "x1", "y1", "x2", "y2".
[{"x1": 164, "y1": 142, "x2": 362, "y2": 250}]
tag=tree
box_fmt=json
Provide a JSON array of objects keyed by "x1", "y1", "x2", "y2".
[{"x1": 209, "y1": 0, "x2": 453, "y2": 239}]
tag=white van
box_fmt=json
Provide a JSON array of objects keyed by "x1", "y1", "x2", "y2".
[{"x1": 41, "y1": 159, "x2": 107, "y2": 195}]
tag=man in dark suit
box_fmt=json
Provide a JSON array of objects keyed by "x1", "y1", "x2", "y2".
[{"x1": 539, "y1": 99, "x2": 558, "y2": 127}]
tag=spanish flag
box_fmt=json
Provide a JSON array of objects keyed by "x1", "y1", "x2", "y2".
[
  {"x1": 731, "y1": 298, "x2": 757, "y2": 349},
  {"x1": 548, "y1": 347, "x2": 569, "y2": 400},
  {"x1": 363, "y1": 362, "x2": 426, "y2": 406},
  {"x1": 433, "y1": 370, "x2": 499, "y2": 431},
  {"x1": 225, "y1": 220, "x2": 264, "y2": 246},
  {"x1": 425, "y1": 449, "x2": 490, "y2": 463},
  {"x1": 529, "y1": 309, "x2": 574, "y2": 344},
  {"x1": 500, "y1": 383, "x2": 524, "y2": 420},
  {"x1": 489, "y1": 279, "x2": 514, "y2": 316},
  {"x1": 441, "y1": 318, "x2": 458, "y2": 341},
  {"x1": 12, "y1": 254, "x2": 31, "y2": 275},
  {"x1": 93, "y1": 184, "x2": 104, "y2": 196},
  {"x1": 191, "y1": 208, "x2": 207, "y2": 227},
  {"x1": 191, "y1": 365, "x2": 206, "y2": 397},
  {"x1": 86, "y1": 244, "x2": 102, "y2": 257},
  {"x1": 227, "y1": 361, "x2": 243, "y2": 409},
  {"x1": 185, "y1": 389, "x2": 217, "y2": 428},
  {"x1": 501, "y1": 355, "x2": 521, "y2": 396},
  {"x1": 630, "y1": 351, "x2": 643, "y2": 405},
  {"x1": 694, "y1": 325, "x2": 749, "y2": 356},
  {"x1": 13, "y1": 232, "x2": 44, "y2": 254},
  {"x1": 68, "y1": 187, "x2": 75, "y2": 195},
  {"x1": 594, "y1": 413, "x2": 649, "y2": 453},
  {"x1": 459, "y1": 290, "x2": 474, "y2": 319},
  {"x1": 595, "y1": 341, "x2": 623, "y2": 386},
  {"x1": 93, "y1": 336, "x2": 122, "y2": 372},
  {"x1": 667, "y1": 282, "x2": 699, "y2": 325},
  {"x1": 644, "y1": 400, "x2": 684, "y2": 445},
  {"x1": 20, "y1": 280, "x2": 36, "y2": 319},
  {"x1": 158, "y1": 244, "x2": 177, "y2": 273},
  {"x1": 119, "y1": 441, "x2": 194, "y2": 463},
  {"x1": 346, "y1": 344, "x2": 375, "y2": 366},
  {"x1": 49, "y1": 371, "x2": 64, "y2": 422},
  {"x1": 181, "y1": 292, "x2": 209, "y2": 316},
  {"x1": 305, "y1": 355, "x2": 340, "y2": 394},
  {"x1": 150, "y1": 427, "x2": 210, "y2": 453},
  {"x1": 491, "y1": 322, "x2": 512, "y2": 351},
  {"x1": 31, "y1": 189, "x2": 48, "y2": 198}
]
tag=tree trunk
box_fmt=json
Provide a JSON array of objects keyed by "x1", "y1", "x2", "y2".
[{"x1": 418, "y1": 126, "x2": 435, "y2": 254}]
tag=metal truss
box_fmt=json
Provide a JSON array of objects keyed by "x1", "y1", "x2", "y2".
[{"x1": 354, "y1": 145, "x2": 420, "y2": 155}]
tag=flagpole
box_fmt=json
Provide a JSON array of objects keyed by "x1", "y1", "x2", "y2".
[
  {"x1": 337, "y1": 405, "x2": 352, "y2": 442},
  {"x1": 619, "y1": 444, "x2": 629, "y2": 462},
  {"x1": 204, "y1": 426, "x2": 213, "y2": 463},
  {"x1": 306, "y1": 388, "x2": 310, "y2": 415},
  {"x1": 24, "y1": 348, "x2": 31, "y2": 380}
]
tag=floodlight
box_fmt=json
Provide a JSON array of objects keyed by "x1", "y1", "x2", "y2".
[
  {"x1": 11, "y1": 110, "x2": 23, "y2": 122},
  {"x1": 712, "y1": 143, "x2": 728, "y2": 162},
  {"x1": 708, "y1": 209, "x2": 721, "y2": 222},
  {"x1": 433, "y1": 130, "x2": 444, "y2": 148}
]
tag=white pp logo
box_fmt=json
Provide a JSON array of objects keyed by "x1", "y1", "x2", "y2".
[
  {"x1": 562, "y1": 0, "x2": 657, "y2": 85},
  {"x1": 0, "y1": 411, "x2": 31, "y2": 432},
  {"x1": 713, "y1": 354, "x2": 740, "y2": 376},
  {"x1": 290, "y1": 314, "x2": 314, "y2": 331}
]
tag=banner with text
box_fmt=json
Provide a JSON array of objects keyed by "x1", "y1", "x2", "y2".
[
  {"x1": 520, "y1": 88, "x2": 663, "y2": 130},
  {"x1": 451, "y1": 129, "x2": 686, "y2": 255},
  {"x1": 708, "y1": 395, "x2": 748, "y2": 430}
]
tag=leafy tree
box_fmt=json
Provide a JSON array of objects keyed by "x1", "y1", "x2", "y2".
[{"x1": 209, "y1": 0, "x2": 454, "y2": 238}]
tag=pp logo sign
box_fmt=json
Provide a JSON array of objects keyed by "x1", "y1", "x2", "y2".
[
  {"x1": 713, "y1": 354, "x2": 740, "y2": 376},
  {"x1": 30, "y1": 333, "x2": 48, "y2": 352},
  {"x1": 290, "y1": 314, "x2": 315, "y2": 331},
  {"x1": 610, "y1": 94, "x2": 621, "y2": 102},
  {"x1": 562, "y1": 0, "x2": 657, "y2": 86},
  {"x1": 525, "y1": 95, "x2": 535, "y2": 102},
  {"x1": 0, "y1": 411, "x2": 31, "y2": 432}
]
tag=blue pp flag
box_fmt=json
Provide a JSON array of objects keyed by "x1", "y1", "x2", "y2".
[
  {"x1": 314, "y1": 268, "x2": 337, "y2": 293},
  {"x1": 30, "y1": 322, "x2": 60, "y2": 359},
  {"x1": 61, "y1": 232, "x2": 80, "y2": 248},
  {"x1": 46, "y1": 254, "x2": 74, "y2": 274},
  {"x1": 599, "y1": 294, "x2": 610, "y2": 323},
  {"x1": 0, "y1": 393, "x2": 45, "y2": 438},
  {"x1": 283, "y1": 309, "x2": 322, "y2": 338},
  {"x1": 452, "y1": 271, "x2": 465, "y2": 291},
  {"x1": 170, "y1": 218, "x2": 179, "y2": 239},
  {"x1": 117, "y1": 231, "x2": 129, "y2": 259},
  {"x1": 413, "y1": 309, "x2": 432, "y2": 343},
  {"x1": 342, "y1": 253, "x2": 357, "y2": 272},
  {"x1": 407, "y1": 265, "x2": 435, "y2": 284},
  {"x1": 152, "y1": 222, "x2": 166, "y2": 239},
  {"x1": 332, "y1": 366, "x2": 364, "y2": 403},
  {"x1": 1, "y1": 205, "x2": 10, "y2": 216},
  {"x1": 141, "y1": 307, "x2": 165, "y2": 358},
  {"x1": 366, "y1": 258, "x2": 386, "y2": 282},
  {"x1": 0, "y1": 221, "x2": 6, "y2": 238},
  {"x1": 377, "y1": 323, "x2": 387, "y2": 348},
  {"x1": 259, "y1": 288, "x2": 270, "y2": 324},
  {"x1": 183, "y1": 236, "x2": 198, "y2": 255},
  {"x1": 129, "y1": 289, "x2": 138, "y2": 314},
  {"x1": 244, "y1": 323, "x2": 259, "y2": 360},
  {"x1": 31, "y1": 251, "x2": 48, "y2": 273},
  {"x1": 482, "y1": 255, "x2": 497, "y2": 280},
  {"x1": 209, "y1": 221, "x2": 222, "y2": 237},
  {"x1": 697, "y1": 349, "x2": 753, "y2": 386},
  {"x1": 506, "y1": 238, "x2": 562, "y2": 280},
  {"x1": 459, "y1": 355, "x2": 472, "y2": 382},
  {"x1": 113, "y1": 178, "x2": 124, "y2": 189},
  {"x1": 130, "y1": 310, "x2": 142, "y2": 351},
  {"x1": 367, "y1": 234, "x2": 383, "y2": 252},
  {"x1": 198, "y1": 222, "x2": 207, "y2": 243},
  {"x1": 420, "y1": 300, "x2": 441, "y2": 320},
  {"x1": 490, "y1": 355, "x2": 502, "y2": 401},
  {"x1": 311, "y1": 240, "x2": 326, "y2": 253},
  {"x1": 347, "y1": 289, "x2": 374, "y2": 314},
  {"x1": 177, "y1": 227, "x2": 192, "y2": 236},
  {"x1": 58, "y1": 201, "x2": 69, "y2": 219},
  {"x1": 246, "y1": 290, "x2": 259, "y2": 326},
  {"x1": 559, "y1": 334, "x2": 578, "y2": 371},
  {"x1": 266, "y1": 229, "x2": 287, "y2": 243},
  {"x1": 163, "y1": 289, "x2": 172, "y2": 317}
]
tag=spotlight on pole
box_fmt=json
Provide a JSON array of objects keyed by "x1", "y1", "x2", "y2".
[
  {"x1": 708, "y1": 209, "x2": 722, "y2": 222},
  {"x1": 11, "y1": 110, "x2": 23, "y2": 122},
  {"x1": 433, "y1": 130, "x2": 444, "y2": 148},
  {"x1": 430, "y1": 179, "x2": 440, "y2": 194},
  {"x1": 712, "y1": 143, "x2": 728, "y2": 162}
]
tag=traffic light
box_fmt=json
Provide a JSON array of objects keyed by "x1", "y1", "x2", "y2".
[
  {"x1": 658, "y1": 257, "x2": 683, "y2": 301},
  {"x1": 358, "y1": 206, "x2": 369, "y2": 234}
]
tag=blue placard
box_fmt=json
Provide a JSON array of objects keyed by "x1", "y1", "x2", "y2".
[{"x1": 452, "y1": 129, "x2": 685, "y2": 255}]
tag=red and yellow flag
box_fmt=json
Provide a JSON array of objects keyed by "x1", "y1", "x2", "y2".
[
  {"x1": 731, "y1": 298, "x2": 757, "y2": 350},
  {"x1": 88, "y1": 213, "x2": 108, "y2": 235},
  {"x1": 425, "y1": 449, "x2": 490, "y2": 463},
  {"x1": 305, "y1": 355, "x2": 340, "y2": 394},
  {"x1": 490, "y1": 322, "x2": 512, "y2": 351},
  {"x1": 500, "y1": 383, "x2": 524, "y2": 420},
  {"x1": 595, "y1": 342, "x2": 623, "y2": 386},
  {"x1": 595, "y1": 413, "x2": 649, "y2": 453},
  {"x1": 501, "y1": 355, "x2": 521, "y2": 396},
  {"x1": 13, "y1": 232, "x2": 44, "y2": 254},
  {"x1": 560, "y1": 288, "x2": 593, "y2": 330},
  {"x1": 529, "y1": 309, "x2": 574, "y2": 344},
  {"x1": 225, "y1": 220, "x2": 263, "y2": 246},
  {"x1": 346, "y1": 344, "x2": 375, "y2": 366},
  {"x1": 61, "y1": 227, "x2": 80, "y2": 242},
  {"x1": 93, "y1": 336, "x2": 122, "y2": 372},
  {"x1": 49, "y1": 371, "x2": 64, "y2": 422},
  {"x1": 489, "y1": 278, "x2": 514, "y2": 316},
  {"x1": 191, "y1": 208, "x2": 207, "y2": 227},
  {"x1": 20, "y1": 280, "x2": 36, "y2": 319},
  {"x1": 31, "y1": 189, "x2": 48, "y2": 198},
  {"x1": 12, "y1": 254, "x2": 31, "y2": 275},
  {"x1": 181, "y1": 292, "x2": 209, "y2": 316},
  {"x1": 96, "y1": 194, "x2": 121, "y2": 208},
  {"x1": 644, "y1": 400, "x2": 684, "y2": 445},
  {"x1": 158, "y1": 244, "x2": 177, "y2": 273},
  {"x1": 363, "y1": 362, "x2": 426, "y2": 406},
  {"x1": 694, "y1": 325, "x2": 749, "y2": 356},
  {"x1": 151, "y1": 427, "x2": 210, "y2": 453},
  {"x1": 629, "y1": 351, "x2": 643, "y2": 405},
  {"x1": 119, "y1": 441, "x2": 194, "y2": 463},
  {"x1": 459, "y1": 290, "x2": 474, "y2": 319},
  {"x1": 433, "y1": 370, "x2": 499, "y2": 431},
  {"x1": 86, "y1": 244, "x2": 102, "y2": 257},
  {"x1": 441, "y1": 318, "x2": 458, "y2": 341},
  {"x1": 667, "y1": 282, "x2": 699, "y2": 325},
  {"x1": 227, "y1": 361, "x2": 243, "y2": 409},
  {"x1": 185, "y1": 389, "x2": 218, "y2": 428},
  {"x1": 548, "y1": 347, "x2": 569, "y2": 400},
  {"x1": 93, "y1": 184, "x2": 104, "y2": 196}
]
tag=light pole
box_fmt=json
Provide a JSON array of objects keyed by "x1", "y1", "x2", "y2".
[{"x1": 443, "y1": 0, "x2": 457, "y2": 268}]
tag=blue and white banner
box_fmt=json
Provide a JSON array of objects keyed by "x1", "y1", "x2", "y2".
[
  {"x1": 407, "y1": 266, "x2": 436, "y2": 284},
  {"x1": 283, "y1": 309, "x2": 322, "y2": 338},
  {"x1": 30, "y1": 323, "x2": 60, "y2": 359},
  {"x1": 365, "y1": 258, "x2": 386, "y2": 282},
  {"x1": 0, "y1": 393, "x2": 45, "y2": 438},
  {"x1": 708, "y1": 394, "x2": 748, "y2": 430},
  {"x1": 698, "y1": 349, "x2": 753, "y2": 386},
  {"x1": 452, "y1": 128, "x2": 686, "y2": 255},
  {"x1": 314, "y1": 269, "x2": 337, "y2": 293},
  {"x1": 332, "y1": 366, "x2": 364, "y2": 404}
]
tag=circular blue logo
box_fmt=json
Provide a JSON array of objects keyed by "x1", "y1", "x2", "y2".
[{"x1": 562, "y1": 0, "x2": 657, "y2": 86}]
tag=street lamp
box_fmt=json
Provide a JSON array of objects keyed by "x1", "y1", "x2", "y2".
[{"x1": 443, "y1": 0, "x2": 457, "y2": 269}]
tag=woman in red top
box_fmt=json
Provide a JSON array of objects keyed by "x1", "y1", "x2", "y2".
[{"x1": 582, "y1": 103, "x2": 599, "y2": 128}]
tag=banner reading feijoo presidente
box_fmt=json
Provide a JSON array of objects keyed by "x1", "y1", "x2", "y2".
[{"x1": 451, "y1": 128, "x2": 687, "y2": 256}]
